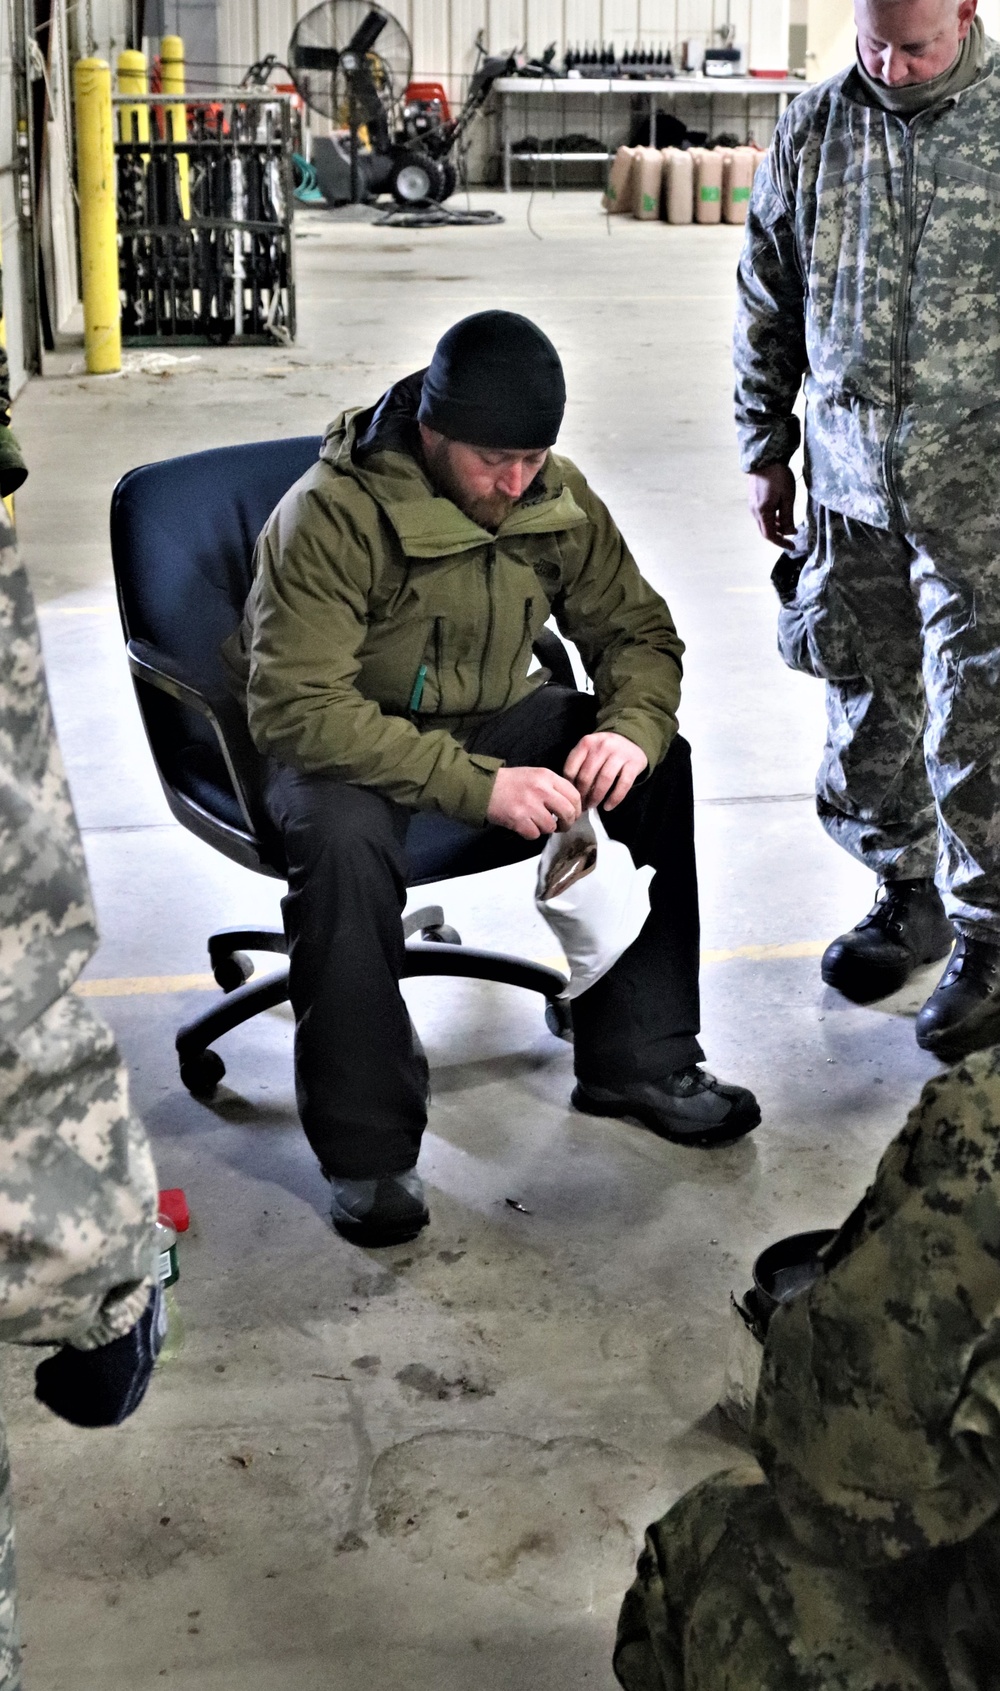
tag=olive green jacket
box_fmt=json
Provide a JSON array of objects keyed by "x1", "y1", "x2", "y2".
[{"x1": 225, "y1": 377, "x2": 684, "y2": 825}]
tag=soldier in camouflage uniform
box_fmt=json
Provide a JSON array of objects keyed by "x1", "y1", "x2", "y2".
[
  {"x1": 734, "y1": 0, "x2": 1000, "y2": 1063},
  {"x1": 0, "y1": 304, "x2": 160, "y2": 1687},
  {"x1": 614, "y1": 1048, "x2": 1000, "y2": 1690}
]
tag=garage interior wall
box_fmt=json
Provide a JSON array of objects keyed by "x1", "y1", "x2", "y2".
[{"x1": 217, "y1": 1, "x2": 808, "y2": 106}]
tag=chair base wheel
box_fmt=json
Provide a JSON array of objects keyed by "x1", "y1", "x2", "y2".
[
  {"x1": 180, "y1": 1049, "x2": 226, "y2": 1098},
  {"x1": 545, "y1": 998, "x2": 574, "y2": 1042},
  {"x1": 214, "y1": 951, "x2": 254, "y2": 993},
  {"x1": 421, "y1": 923, "x2": 461, "y2": 945}
]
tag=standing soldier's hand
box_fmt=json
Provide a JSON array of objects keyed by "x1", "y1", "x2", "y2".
[{"x1": 748, "y1": 463, "x2": 796, "y2": 549}]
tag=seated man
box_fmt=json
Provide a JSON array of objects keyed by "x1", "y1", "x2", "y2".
[{"x1": 224, "y1": 311, "x2": 760, "y2": 1246}]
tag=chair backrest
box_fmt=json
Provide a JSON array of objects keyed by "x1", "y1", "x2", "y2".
[
  {"x1": 111, "y1": 437, "x2": 321, "y2": 869},
  {"x1": 112, "y1": 435, "x2": 322, "y2": 690}
]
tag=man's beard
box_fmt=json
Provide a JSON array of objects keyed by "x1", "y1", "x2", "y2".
[{"x1": 422, "y1": 437, "x2": 517, "y2": 531}]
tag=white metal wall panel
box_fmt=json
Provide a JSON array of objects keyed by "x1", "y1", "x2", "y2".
[
  {"x1": 410, "y1": 0, "x2": 454, "y2": 87},
  {"x1": 450, "y1": 0, "x2": 488, "y2": 97},
  {"x1": 564, "y1": 0, "x2": 602, "y2": 55},
  {"x1": 602, "y1": 0, "x2": 639, "y2": 55},
  {"x1": 485, "y1": 0, "x2": 525, "y2": 52},
  {"x1": 524, "y1": 0, "x2": 563, "y2": 57},
  {"x1": 210, "y1": 0, "x2": 794, "y2": 83}
]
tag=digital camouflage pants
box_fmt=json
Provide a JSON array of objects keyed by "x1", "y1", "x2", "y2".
[{"x1": 776, "y1": 502, "x2": 1000, "y2": 935}]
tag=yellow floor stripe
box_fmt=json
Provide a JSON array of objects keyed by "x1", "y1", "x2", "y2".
[
  {"x1": 74, "y1": 973, "x2": 217, "y2": 997},
  {"x1": 702, "y1": 940, "x2": 827, "y2": 964},
  {"x1": 73, "y1": 943, "x2": 829, "y2": 999}
]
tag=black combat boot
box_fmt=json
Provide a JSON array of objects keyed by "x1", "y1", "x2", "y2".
[
  {"x1": 915, "y1": 934, "x2": 1000, "y2": 1061},
  {"x1": 820, "y1": 878, "x2": 954, "y2": 1004}
]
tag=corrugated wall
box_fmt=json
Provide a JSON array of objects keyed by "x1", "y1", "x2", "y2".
[{"x1": 215, "y1": 0, "x2": 768, "y2": 98}]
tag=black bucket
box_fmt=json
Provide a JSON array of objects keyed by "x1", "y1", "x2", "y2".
[{"x1": 751, "y1": 1228, "x2": 838, "y2": 1330}]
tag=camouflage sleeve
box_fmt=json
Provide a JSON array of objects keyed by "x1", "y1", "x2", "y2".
[
  {"x1": 614, "y1": 1466, "x2": 768, "y2": 1690},
  {"x1": 0, "y1": 521, "x2": 158, "y2": 1348},
  {"x1": 752, "y1": 1050, "x2": 1000, "y2": 1567},
  {"x1": 733, "y1": 128, "x2": 808, "y2": 473},
  {"x1": 0, "y1": 520, "x2": 97, "y2": 1043}
]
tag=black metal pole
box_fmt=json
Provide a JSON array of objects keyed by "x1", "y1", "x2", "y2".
[{"x1": 349, "y1": 88, "x2": 360, "y2": 202}]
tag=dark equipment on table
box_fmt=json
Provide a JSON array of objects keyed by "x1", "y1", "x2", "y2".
[
  {"x1": 115, "y1": 92, "x2": 295, "y2": 346},
  {"x1": 288, "y1": 3, "x2": 515, "y2": 206}
]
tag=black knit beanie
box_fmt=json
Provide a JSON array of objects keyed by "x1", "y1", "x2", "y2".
[{"x1": 418, "y1": 311, "x2": 566, "y2": 450}]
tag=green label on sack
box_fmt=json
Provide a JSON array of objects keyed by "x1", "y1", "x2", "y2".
[
  {"x1": 700, "y1": 186, "x2": 721, "y2": 202},
  {"x1": 732, "y1": 186, "x2": 751, "y2": 202},
  {"x1": 641, "y1": 193, "x2": 655, "y2": 212},
  {"x1": 607, "y1": 185, "x2": 618, "y2": 201}
]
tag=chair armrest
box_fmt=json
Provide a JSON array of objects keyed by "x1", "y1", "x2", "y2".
[{"x1": 125, "y1": 638, "x2": 269, "y2": 841}]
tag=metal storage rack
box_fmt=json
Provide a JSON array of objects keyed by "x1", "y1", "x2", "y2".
[
  {"x1": 493, "y1": 76, "x2": 813, "y2": 191},
  {"x1": 113, "y1": 91, "x2": 296, "y2": 346}
]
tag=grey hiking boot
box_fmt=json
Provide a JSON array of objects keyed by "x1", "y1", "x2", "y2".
[
  {"x1": 572, "y1": 1066, "x2": 761, "y2": 1147},
  {"x1": 328, "y1": 1169, "x2": 429, "y2": 1247}
]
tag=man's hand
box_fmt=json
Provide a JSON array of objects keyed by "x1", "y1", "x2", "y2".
[
  {"x1": 486, "y1": 766, "x2": 582, "y2": 839},
  {"x1": 564, "y1": 731, "x2": 648, "y2": 812},
  {"x1": 748, "y1": 463, "x2": 797, "y2": 549}
]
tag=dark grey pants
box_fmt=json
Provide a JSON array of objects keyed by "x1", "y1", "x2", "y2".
[{"x1": 264, "y1": 685, "x2": 703, "y2": 1178}]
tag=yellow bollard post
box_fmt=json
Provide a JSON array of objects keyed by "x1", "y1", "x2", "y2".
[
  {"x1": 160, "y1": 34, "x2": 191, "y2": 220},
  {"x1": 74, "y1": 57, "x2": 121, "y2": 375},
  {"x1": 117, "y1": 49, "x2": 150, "y2": 147}
]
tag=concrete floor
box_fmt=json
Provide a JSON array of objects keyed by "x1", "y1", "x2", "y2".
[{"x1": 2, "y1": 192, "x2": 946, "y2": 1690}]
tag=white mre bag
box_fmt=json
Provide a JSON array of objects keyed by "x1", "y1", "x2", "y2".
[{"x1": 535, "y1": 811, "x2": 653, "y2": 999}]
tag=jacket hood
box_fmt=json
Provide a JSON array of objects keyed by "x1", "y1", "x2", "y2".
[{"x1": 318, "y1": 371, "x2": 588, "y2": 559}]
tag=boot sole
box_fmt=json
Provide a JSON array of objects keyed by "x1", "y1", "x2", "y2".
[
  {"x1": 915, "y1": 998, "x2": 1000, "y2": 1064},
  {"x1": 572, "y1": 1084, "x2": 761, "y2": 1148},
  {"x1": 821, "y1": 934, "x2": 954, "y2": 1005},
  {"x1": 331, "y1": 1208, "x2": 429, "y2": 1248}
]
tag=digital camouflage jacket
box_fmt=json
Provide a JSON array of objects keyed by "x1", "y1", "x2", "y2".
[
  {"x1": 734, "y1": 36, "x2": 1000, "y2": 531},
  {"x1": 225, "y1": 373, "x2": 684, "y2": 826},
  {"x1": 0, "y1": 523, "x2": 156, "y2": 1349}
]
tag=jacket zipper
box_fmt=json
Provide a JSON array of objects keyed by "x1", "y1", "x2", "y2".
[
  {"x1": 410, "y1": 617, "x2": 443, "y2": 716},
  {"x1": 882, "y1": 112, "x2": 930, "y2": 528},
  {"x1": 504, "y1": 596, "x2": 534, "y2": 708},
  {"x1": 471, "y1": 545, "x2": 496, "y2": 715}
]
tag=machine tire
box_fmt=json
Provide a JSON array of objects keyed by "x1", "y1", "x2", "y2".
[
  {"x1": 390, "y1": 150, "x2": 445, "y2": 205},
  {"x1": 437, "y1": 160, "x2": 457, "y2": 202}
]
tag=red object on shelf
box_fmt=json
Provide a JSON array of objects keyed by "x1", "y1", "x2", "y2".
[
  {"x1": 749, "y1": 68, "x2": 788, "y2": 78},
  {"x1": 158, "y1": 1189, "x2": 190, "y2": 1233},
  {"x1": 404, "y1": 79, "x2": 451, "y2": 120}
]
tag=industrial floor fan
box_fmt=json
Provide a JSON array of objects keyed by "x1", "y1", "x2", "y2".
[{"x1": 288, "y1": 1, "x2": 515, "y2": 205}]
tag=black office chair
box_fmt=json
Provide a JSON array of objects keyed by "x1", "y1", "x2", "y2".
[{"x1": 110, "y1": 436, "x2": 575, "y2": 1101}]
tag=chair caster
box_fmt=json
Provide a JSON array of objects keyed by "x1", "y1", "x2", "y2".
[
  {"x1": 545, "y1": 997, "x2": 574, "y2": 1042},
  {"x1": 421, "y1": 923, "x2": 461, "y2": 945},
  {"x1": 213, "y1": 951, "x2": 254, "y2": 993},
  {"x1": 180, "y1": 1049, "x2": 226, "y2": 1098}
]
